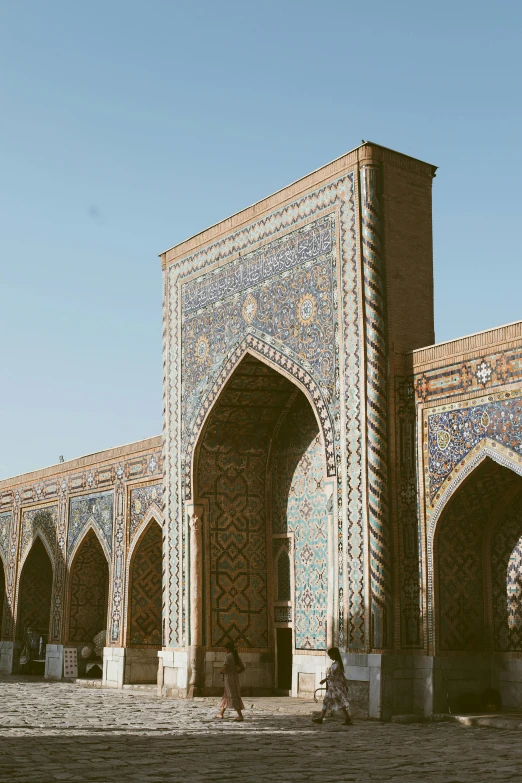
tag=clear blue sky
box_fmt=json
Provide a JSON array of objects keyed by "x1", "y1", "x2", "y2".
[{"x1": 1, "y1": 1, "x2": 521, "y2": 479}]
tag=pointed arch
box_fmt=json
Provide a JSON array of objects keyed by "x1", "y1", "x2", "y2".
[
  {"x1": 66, "y1": 527, "x2": 109, "y2": 645},
  {"x1": 185, "y1": 333, "x2": 336, "y2": 501},
  {"x1": 428, "y1": 452, "x2": 522, "y2": 654},
  {"x1": 68, "y1": 520, "x2": 110, "y2": 570},
  {"x1": 124, "y1": 506, "x2": 163, "y2": 640},
  {"x1": 192, "y1": 347, "x2": 331, "y2": 655},
  {"x1": 16, "y1": 536, "x2": 53, "y2": 640},
  {"x1": 126, "y1": 515, "x2": 162, "y2": 647},
  {"x1": 129, "y1": 504, "x2": 163, "y2": 555},
  {"x1": 276, "y1": 548, "x2": 291, "y2": 602},
  {"x1": 19, "y1": 529, "x2": 55, "y2": 574},
  {"x1": 428, "y1": 440, "x2": 522, "y2": 541}
]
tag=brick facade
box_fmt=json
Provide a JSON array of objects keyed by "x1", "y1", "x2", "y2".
[{"x1": 2, "y1": 142, "x2": 522, "y2": 716}]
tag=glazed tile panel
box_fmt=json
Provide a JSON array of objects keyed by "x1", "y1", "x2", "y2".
[
  {"x1": 416, "y1": 348, "x2": 522, "y2": 403},
  {"x1": 182, "y1": 220, "x2": 333, "y2": 314},
  {"x1": 0, "y1": 512, "x2": 11, "y2": 566},
  {"x1": 20, "y1": 506, "x2": 58, "y2": 563},
  {"x1": 272, "y1": 396, "x2": 328, "y2": 650},
  {"x1": 181, "y1": 216, "x2": 337, "y2": 461},
  {"x1": 129, "y1": 484, "x2": 162, "y2": 542},
  {"x1": 68, "y1": 491, "x2": 114, "y2": 557},
  {"x1": 427, "y1": 393, "x2": 522, "y2": 502}
]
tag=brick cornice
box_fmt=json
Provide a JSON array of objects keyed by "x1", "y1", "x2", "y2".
[
  {"x1": 0, "y1": 435, "x2": 162, "y2": 490},
  {"x1": 409, "y1": 321, "x2": 522, "y2": 372},
  {"x1": 160, "y1": 143, "x2": 436, "y2": 270}
]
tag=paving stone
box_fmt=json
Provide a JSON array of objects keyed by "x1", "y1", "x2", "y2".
[{"x1": 0, "y1": 676, "x2": 521, "y2": 781}]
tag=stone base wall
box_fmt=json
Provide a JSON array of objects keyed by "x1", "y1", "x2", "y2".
[
  {"x1": 124, "y1": 648, "x2": 160, "y2": 684},
  {"x1": 493, "y1": 657, "x2": 522, "y2": 710},
  {"x1": 0, "y1": 641, "x2": 17, "y2": 674},
  {"x1": 203, "y1": 651, "x2": 273, "y2": 696},
  {"x1": 343, "y1": 653, "x2": 437, "y2": 719},
  {"x1": 102, "y1": 647, "x2": 125, "y2": 688},
  {"x1": 153, "y1": 648, "x2": 522, "y2": 718},
  {"x1": 45, "y1": 644, "x2": 64, "y2": 680},
  {"x1": 340, "y1": 653, "x2": 522, "y2": 717},
  {"x1": 157, "y1": 649, "x2": 188, "y2": 697},
  {"x1": 293, "y1": 653, "x2": 325, "y2": 699}
]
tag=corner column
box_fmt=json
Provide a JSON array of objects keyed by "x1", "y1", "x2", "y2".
[
  {"x1": 103, "y1": 478, "x2": 127, "y2": 688},
  {"x1": 360, "y1": 160, "x2": 392, "y2": 650},
  {"x1": 325, "y1": 483, "x2": 336, "y2": 649},
  {"x1": 0, "y1": 495, "x2": 21, "y2": 673},
  {"x1": 45, "y1": 484, "x2": 69, "y2": 680},
  {"x1": 187, "y1": 506, "x2": 204, "y2": 695}
]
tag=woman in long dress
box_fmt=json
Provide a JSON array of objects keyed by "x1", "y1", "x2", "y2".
[
  {"x1": 215, "y1": 641, "x2": 245, "y2": 721},
  {"x1": 312, "y1": 647, "x2": 352, "y2": 725}
]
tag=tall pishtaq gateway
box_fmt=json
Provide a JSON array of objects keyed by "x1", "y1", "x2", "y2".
[{"x1": 2, "y1": 142, "x2": 522, "y2": 719}]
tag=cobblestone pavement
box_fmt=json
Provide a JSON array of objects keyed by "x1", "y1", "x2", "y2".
[{"x1": 0, "y1": 677, "x2": 521, "y2": 782}]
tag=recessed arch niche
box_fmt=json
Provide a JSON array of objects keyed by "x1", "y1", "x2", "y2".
[
  {"x1": 128, "y1": 518, "x2": 162, "y2": 647},
  {"x1": 434, "y1": 457, "x2": 522, "y2": 654},
  {"x1": 67, "y1": 529, "x2": 109, "y2": 645},
  {"x1": 17, "y1": 537, "x2": 53, "y2": 640},
  {"x1": 194, "y1": 352, "x2": 329, "y2": 656}
]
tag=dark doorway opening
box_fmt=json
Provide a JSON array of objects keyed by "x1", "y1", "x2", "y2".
[
  {"x1": 17, "y1": 538, "x2": 53, "y2": 675},
  {"x1": 276, "y1": 628, "x2": 292, "y2": 690}
]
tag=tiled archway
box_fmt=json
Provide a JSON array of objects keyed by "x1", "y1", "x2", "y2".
[
  {"x1": 67, "y1": 530, "x2": 109, "y2": 645},
  {"x1": 17, "y1": 537, "x2": 53, "y2": 640},
  {"x1": 128, "y1": 520, "x2": 162, "y2": 647},
  {"x1": 195, "y1": 353, "x2": 329, "y2": 663},
  {"x1": 434, "y1": 458, "x2": 522, "y2": 652}
]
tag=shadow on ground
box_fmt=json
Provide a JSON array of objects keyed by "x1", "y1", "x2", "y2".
[{"x1": 1, "y1": 715, "x2": 522, "y2": 783}]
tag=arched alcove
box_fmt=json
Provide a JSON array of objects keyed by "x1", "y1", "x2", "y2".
[
  {"x1": 67, "y1": 529, "x2": 109, "y2": 645},
  {"x1": 17, "y1": 537, "x2": 53, "y2": 640},
  {"x1": 276, "y1": 550, "x2": 291, "y2": 602},
  {"x1": 433, "y1": 456, "x2": 522, "y2": 711},
  {"x1": 435, "y1": 457, "x2": 521, "y2": 652},
  {"x1": 128, "y1": 519, "x2": 162, "y2": 647},
  {"x1": 194, "y1": 352, "x2": 329, "y2": 693}
]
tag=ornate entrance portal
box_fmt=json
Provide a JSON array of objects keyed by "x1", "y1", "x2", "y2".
[{"x1": 193, "y1": 354, "x2": 330, "y2": 692}]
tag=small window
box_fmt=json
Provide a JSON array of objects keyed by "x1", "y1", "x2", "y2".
[{"x1": 277, "y1": 550, "x2": 291, "y2": 601}]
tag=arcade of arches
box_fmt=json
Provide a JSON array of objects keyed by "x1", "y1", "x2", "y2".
[{"x1": 3, "y1": 144, "x2": 522, "y2": 718}]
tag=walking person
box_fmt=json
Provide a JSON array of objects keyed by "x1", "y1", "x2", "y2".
[
  {"x1": 215, "y1": 641, "x2": 245, "y2": 721},
  {"x1": 312, "y1": 647, "x2": 352, "y2": 726}
]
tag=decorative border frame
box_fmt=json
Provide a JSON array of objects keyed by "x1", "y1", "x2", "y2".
[{"x1": 163, "y1": 171, "x2": 365, "y2": 650}]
